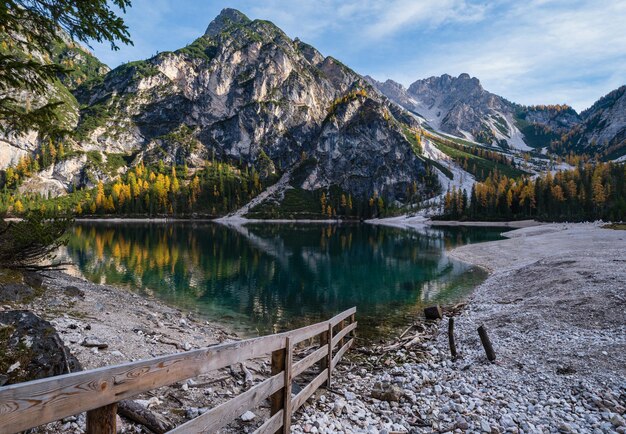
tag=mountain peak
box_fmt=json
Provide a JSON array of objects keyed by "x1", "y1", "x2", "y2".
[{"x1": 204, "y1": 8, "x2": 251, "y2": 37}]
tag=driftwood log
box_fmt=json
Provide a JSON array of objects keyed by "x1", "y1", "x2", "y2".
[
  {"x1": 477, "y1": 325, "x2": 496, "y2": 362},
  {"x1": 424, "y1": 305, "x2": 443, "y2": 320},
  {"x1": 117, "y1": 400, "x2": 173, "y2": 433}
]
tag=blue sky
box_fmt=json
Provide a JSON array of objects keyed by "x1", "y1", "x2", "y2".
[{"x1": 90, "y1": 0, "x2": 626, "y2": 112}]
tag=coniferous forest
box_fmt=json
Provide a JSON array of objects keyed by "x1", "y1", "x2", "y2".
[{"x1": 440, "y1": 162, "x2": 626, "y2": 222}]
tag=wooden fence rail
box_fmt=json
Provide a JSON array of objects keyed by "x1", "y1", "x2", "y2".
[{"x1": 0, "y1": 307, "x2": 357, "y2": 434}]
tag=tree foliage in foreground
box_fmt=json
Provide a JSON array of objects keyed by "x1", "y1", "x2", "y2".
[
  {"x1": 441, "y1": 162, "x2": 626, "y2": 222},
  {"x1": 0, "y1": 0, "x2": 132, "y2": 134},
  {"x1": 0, "y1": 211, "x2": 71, "y2": 269}
]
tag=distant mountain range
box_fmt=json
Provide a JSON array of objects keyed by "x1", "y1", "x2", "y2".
[
  {"x1": 366, "y1": 74, "x2": 626, "y2": 158},
  {"x1": 0, "y1": 8, "x2": 624, "y2": 212}
]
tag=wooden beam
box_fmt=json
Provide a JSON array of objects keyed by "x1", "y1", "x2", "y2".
[
  {"x1": 168, "y1": 373, "x2": 284, "y2": 433},
  {"x1": 0, "y1": 307, "x2": 357, "y2": 434},
  {"x1": 0, "y1": 334, "x2": 284, "y2": 433},
  {"x1": 253, "y1": 410, "x2": 283, "y2": 434},
  {"x1": 291, "y1": 368, "x2": 329, "y2": 413},
  {"x1": 292, "y1": 346, "x2": 327, "y2": 379},
  {"x1": 86, "y1": 403, "x2": 117, "y2": 434},
  {"x1": 329, "y1": 307, "x2": 356, "y2": 327},
  {"x1": 331, "y1": 322, "x2": 357, "y2": 348},
  {"x1": 349, "y1": 313, "x2": 356, "y2": 340},
  {"x1": 332, "y1": 338, "x2": 354, "y2": 369},
  {"x1": 319, "y1": 327, "x2": 329, "y2": 377}
]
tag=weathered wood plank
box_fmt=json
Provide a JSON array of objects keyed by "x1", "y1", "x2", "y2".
[
  {"x1": 332, "y1": 338, "x2": 354, "y2": 369},
  {"x1": 291, "y1": 369, "x2": 328, "y2": 414},
  {"x1": 0, "y1": 334, "x2": 284, "y2": 433},
  {"x1": 253, "y1": 410, "x2": 283, "y2": 434},
  {"x1": 331, "y1": 322, "x2": 357, "y2": 348},
  {"x1": 86, "y1": 403, "x2": 117, "y2": 434},
  {"x1": 292, "y1": 346, "x2": 328, "y2": 379},
  {"x1": 329, "y1": 307, "x2": 356, "y2": 326},
  {"x1": 168, "y1": 372, "x2": 284, "y2": 434},
  {"x1": 0, "y1": 307, "x2": 356, "y2": 434}
]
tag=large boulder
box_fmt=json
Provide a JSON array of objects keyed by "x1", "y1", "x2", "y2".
[
  {"x1": 0, "y1": 269, "x2": 45, "y2": 304},
  {"x1": 0, "y1": 310, "x2": 81, "y2": 386}
]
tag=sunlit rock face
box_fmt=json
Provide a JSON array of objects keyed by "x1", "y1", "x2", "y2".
[
  {"x1": 566, "y1": 86, "x2": 626, "y2": 158},
  {"x1": 69, "y1": 8, "x2": 432, "y2": 202},
  {"x1": 367, "y1": 74, "x2": 585, "y2": 152}
]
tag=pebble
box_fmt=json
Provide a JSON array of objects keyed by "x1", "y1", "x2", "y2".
[
  {"x1": 289, "y1": 307, "x2": 625, "y2": 434},
  {"x1": 240, "y1": 410, "x2": 256, "y2": 421}
]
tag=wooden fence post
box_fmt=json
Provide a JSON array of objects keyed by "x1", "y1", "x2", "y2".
[
  {"x1": 86, "y1": 403, "x2": 117, "y2": 434},
  {"x1": 477, "y1": 325, "x2": 496, "y2": 362},
  {"x1": 319, "y1": 326, "x2": 329, "y2": 383},
  {"x1": 270, "y1": 346, "x2": 286, "y2": 434},
  {"x1": 326, "y1": 323, "x2": 333, "y2": 389},
  {"x1": 349, "y1": 313, "x2": 356, "y2": 341},
  {"x1": 283, "y1": 337, "x2": 293, "y2": 433},
  {"x1": 448, "y1": 318, "x2": 457, "y2": 359}
]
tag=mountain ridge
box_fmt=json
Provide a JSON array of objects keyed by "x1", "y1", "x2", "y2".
[
  {"x1": 1, "y1": 8, "x2": 625, "y2": 217},
  {"x1": 1, "y1": 8, "x2": 437, "y2": 214},
  {"x1": 368, "y1": 73, "x2": 625, "y2": 159}
]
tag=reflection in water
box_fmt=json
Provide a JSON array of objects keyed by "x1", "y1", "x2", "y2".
[{"x1": 64, "y1": 222, "x2": 505, "y2": 339}]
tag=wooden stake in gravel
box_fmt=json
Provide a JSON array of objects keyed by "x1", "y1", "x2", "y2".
[
  {"x1": 477, "y1": 325, "x2": 496, "y2": 362},
  {"x1": 424, "y1": 305, "x2": 443, "y2": 320},
  {"x1": 448, "y1": 318, "x2": 457, "y2": 359}
]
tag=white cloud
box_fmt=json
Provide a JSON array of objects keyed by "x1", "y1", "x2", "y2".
[
  {"x1": 88, "y1": 0, "x2": 625, "y2": 111},
  {"x1": 248, "y1": 0, "x2": 486, "y2": 41},
  {"x1": 379, "y1": 0, "x2": 626, "y2": 110},
  {"x1": 365, "y1": 0, "x2": 487, "y2": 38}
]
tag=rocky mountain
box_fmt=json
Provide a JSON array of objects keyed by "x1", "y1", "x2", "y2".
[
  {"x1": 367, "y1": 74, "x2": 583, "y2": 152},
  {"x1": 4, "y1": 8, "x2": 434, "y2": 206},
  {"x1": 367, "y1": 74, "x2": 527, "y2": 149},
  {"x1": 557, "y1": 86, "x2": 626, "y2": 160},
  {"x1": 0, "y1": 33, "x2": 106, "y2": 180}
]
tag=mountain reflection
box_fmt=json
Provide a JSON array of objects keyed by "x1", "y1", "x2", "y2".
[{"x1": 64, "y1": 222, "x2": 503, "y2": 339}]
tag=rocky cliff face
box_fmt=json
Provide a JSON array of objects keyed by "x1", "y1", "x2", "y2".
[
  {"x1": 561, "y1": 86, "x2": 626, "y2": 160},
  {"x1": 368, "y1": 74, "x2": 530, "y2": 149},
  {"x1": 0, "y1": 34, "x2": 105, "y2": 180},
  {"x1": 68, "y1": 9, "x2": 431, "y2": 203},
  {"x1": 368, "y1": 74, "x2": 588, "y2": 152}
]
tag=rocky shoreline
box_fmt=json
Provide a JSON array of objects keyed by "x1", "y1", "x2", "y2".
[
  {"x1": 291, "y1": 223, "x2": 626, "y2": 433},
  {"x1": 1, "y1": 223, "x2": 625, "y2": 433},
  {"x1": 0, "y1": 270, "x2": 274, "y2": 433}
]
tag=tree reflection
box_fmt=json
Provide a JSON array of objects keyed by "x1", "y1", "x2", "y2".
[{"x1": 65, "y1": 223, "x2": 502, "y2": 339}]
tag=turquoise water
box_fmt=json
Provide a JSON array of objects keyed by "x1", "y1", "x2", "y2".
[{"x1": 65, "y1": 222, "x2": 506, "y2": 340}]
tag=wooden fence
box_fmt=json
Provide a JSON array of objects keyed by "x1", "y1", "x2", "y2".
[{"x1": 0, "y1": 307, "x2": 357, "y2": 434}]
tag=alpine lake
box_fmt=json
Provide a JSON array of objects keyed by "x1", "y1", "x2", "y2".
[{"x1": 63, "y1": 222, "x2": 508, "y2": 341}]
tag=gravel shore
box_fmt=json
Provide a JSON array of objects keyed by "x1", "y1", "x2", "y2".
[
  {"x1": 3, "y1": 222, "x2": 625, "y2": 433},
  {"x1": 293, "y1": 223, "x2": 626, "y2": 433},
  {"x1": 3, "y1": 271, "x2": 272, "y2": 433}
]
